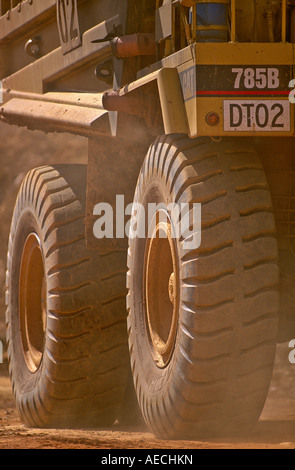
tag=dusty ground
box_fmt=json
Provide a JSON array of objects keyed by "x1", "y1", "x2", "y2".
[
  {"x1": 0, "y1": 122, "x2": 294, "y2": 449},
  {"x1": 0, "y1": 344, "x2": 294, "y2": 449}
]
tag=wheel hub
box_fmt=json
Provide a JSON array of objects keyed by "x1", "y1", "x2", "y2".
[
  {"x1": 144, "y1": 212, "x2": 179, "y2": 368},
  {"x1": 19, "y1": 233, "x2": 46, "y2": 373}
]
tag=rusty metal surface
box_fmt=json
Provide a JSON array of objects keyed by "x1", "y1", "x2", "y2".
[
  {"x1": 102, "y1": 82, "x2": 162, "y2": 128},
  {"x1": 0, "y1": 97, "x2": 111, "y2": 137},
  {"x1": 112, "y1": 33, "x2": 156, "y2": 58}
]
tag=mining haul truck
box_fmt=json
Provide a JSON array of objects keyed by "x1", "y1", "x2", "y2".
[{"x1": 1, "y1": 0, "x2": 295, "y2": 440}]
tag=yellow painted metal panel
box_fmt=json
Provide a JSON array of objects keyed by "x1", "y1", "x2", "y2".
[
  {"x1": 176, "y1": 43, "x2": 295, "y2": 138},
  {"x1": 194, "y1": 43, "x2": 294, "y2": 66}
]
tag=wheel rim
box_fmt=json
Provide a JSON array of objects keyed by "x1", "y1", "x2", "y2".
[
  {"x1": 19, "y1": 233, "x2": 46, "y2": 373},
  {"x1": 144, "y1": 211, "x2": 179, "y2": 368}
]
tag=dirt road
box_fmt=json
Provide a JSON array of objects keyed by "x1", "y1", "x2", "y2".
[
  {"x1": 0, "y1": 377, "x2": 294, "y2": 449},
  {"x1": 0, "y1": 343, "x2": 294, "y2": 450}
]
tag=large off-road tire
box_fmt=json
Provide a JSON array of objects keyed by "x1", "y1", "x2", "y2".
[
  {"x1": 6, "y1": 164, "x2": 129, "y2": 428},
  {"x1": 127, "y1": 135, "x2": 279, "y2": 439}
]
